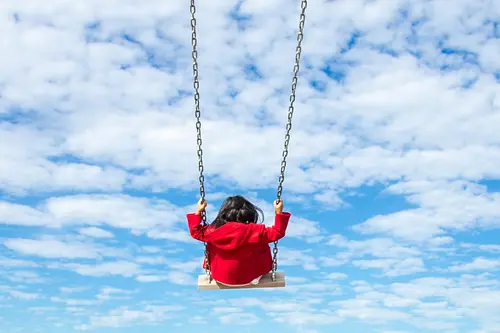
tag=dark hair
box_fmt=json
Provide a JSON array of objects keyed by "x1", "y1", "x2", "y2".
[{"x1": 212, "y1": 195, "x2": 264, "y2": 229}]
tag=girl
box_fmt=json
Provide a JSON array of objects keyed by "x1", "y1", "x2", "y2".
[{"x1": 186, "y1": 195, "x2": 291, "y2": 286}]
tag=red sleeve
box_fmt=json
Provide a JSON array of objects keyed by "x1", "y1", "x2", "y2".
[
  {"x1": 186, "y1": 213, "x2": 208, "y2": 242},
  {"x1": 246, "y1": 212, "x2": 291, "y2": 243}
]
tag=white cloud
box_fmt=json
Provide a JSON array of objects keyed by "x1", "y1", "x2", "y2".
[
  {"x1": 135, "y1": 275, "x2": 167, "y2": 283},
  {"x1": 3, "y1": 238, "x2": 126, "y2": 259},
  {"x1": 352, "y1": 257, "x2": 426, "y2": 277},
  {"x1": 136, "y1": 271, "x2": 196, "y2": 285},
  {"x1": 333, "y1": 297, "x2": 412, "y2": 323},
  {"x1": 45, "y1": 194, "x2": 184, "y2": 232},
  {"x1": 285, "y1": 216, "x2": 324, "y2": 242},
  {"x1": 0, "y1": 257, "x2": 38, "y2": 268},
  {"x1": 164, "y1": 272, "x2": 197, "y2": 285},
  {"x1": 7, "y1": 271, "x2": 46, "y2": 284},
  {"x1": 0, "y1": 201, "x2": 53, "y2": 227},
  {"x1": 84, "y1": 305, "x2": 184, "y2": 328},
  {"x1": 321, "y1": 234, "x2": 427, "y2": 276},
  {"x1": 327, "y1": 234, "x2": 422, "y2": 258},
  {"x1": 135, "y1": 256, "x2": 168, "y2": 265},
  {"x1": 96, "y1": 287, "x2": 135, "y2": 301},
  {"x1": 0, "y1": 194, "x2": 191, "y2": 241},
  {"x1": 53, "y1": 261, "x2": 141, "y2": 277},
  {"x1": 8, "y1": 290, "x2": 40, "y2": 300},
  {"x1": 449, "y1": 258, "x2": 500, "y2": 272},
  {"x1": 213, "y1": 307, "x2": 242, "y2": 314},
  {"x1": 279, "y1": 248, "x2": 319, "y2": 271},
  {"x1": 140, "y1": 246, "x2": 162, "y2": 253},
  {"x1": 354, "y1": 181, "x2": 500, "y2": 242},
  {"x1": 78, "y1": 227, "x2": 114, "y2": 239},
  {"x1": 0, "y1": 126, "x2": 129, "y2": 195},
  {"x1": 0, "y1": 1, "x2": 498, "y2": 201},
  {"x1": 4, "y1": 238, "x2": 100, "y2": 259},
  {"x1": 167, "y1": 258, "x2": 202, "y2": 273},
  {"x1": 271, "y1": 311, "x2": 341, "y2": 325},
  {"x1": 219, "y1": 312, "x2": 260, "y2": 325},
  {"x1": 28, "y1": 306, "x2": 57, "y2": 314},
  {"x1": 460, "y1": 243, "x2": 500, "y2": 253},
  {"x1": 60, "y1": 287, "x2": 88, "y2": 294},
  {"x1": 202, "y1": 297, "x2": 331, "y2": 322},
  {"x1": 50, "y1": 297, "x2": 100, "y2": 306},
  {"x1": 325, "y1": 273, "x2": 348, "y2": 280}
]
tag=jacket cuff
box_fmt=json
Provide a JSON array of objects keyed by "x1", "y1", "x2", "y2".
[
  {"x1": 274, "y1": 212, "x2": 291, "y2": 235},
  {"x1": 277, "y1": 212, "x2": 291, "y2": 217},
  {"x1": 186, "y1": 213, "x2": 202, "y2": 229}
]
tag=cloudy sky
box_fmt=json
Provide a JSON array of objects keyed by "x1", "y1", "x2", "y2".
[{"x1": 1, "y1": 0, "x2": 500, "y2": 332}]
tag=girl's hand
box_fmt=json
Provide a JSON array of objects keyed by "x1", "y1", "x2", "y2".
[
  {"x1": 196, "y1": 198, "x2": 207, "y2": 215},
  {"x1": 274, "y1": 199, "x2": 283, "y2": 214}
]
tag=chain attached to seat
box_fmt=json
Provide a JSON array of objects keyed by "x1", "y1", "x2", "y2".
[
  {"x1": 272, "y1": 0, "x2": 308, "y2": 282},
  {"x1": 189, "y1": 0, "x2": 211, "y2": 281}
]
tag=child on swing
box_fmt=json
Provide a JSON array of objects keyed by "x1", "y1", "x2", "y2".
[{"x1": 186, "y1": 195, "x2": 291, "y2": 286}]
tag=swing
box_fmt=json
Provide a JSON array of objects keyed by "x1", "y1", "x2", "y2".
[
  {"x1": 189, "y1": 0, "x2": 308, "y2": 290},
  {"x1": 198, "y1": 272, "x2": 285, "y2": 290}
]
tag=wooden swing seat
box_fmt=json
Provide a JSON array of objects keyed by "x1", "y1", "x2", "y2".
[{"x1": 197, "y1": 271, "x2": 285, "y2": 290}]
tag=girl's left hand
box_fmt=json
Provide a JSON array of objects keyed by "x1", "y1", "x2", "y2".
[{"x1": 196, "y1": 198, "x2": 208, "y2": 214}]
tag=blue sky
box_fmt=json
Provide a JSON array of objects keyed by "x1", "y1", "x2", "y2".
[{"x1": 1, "y1": 0, "x2": 500, "y2": 332}]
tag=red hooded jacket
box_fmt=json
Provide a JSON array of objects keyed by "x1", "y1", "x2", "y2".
[{"x1": 186, "y1": 212, "x2": 291, "y2": 285}]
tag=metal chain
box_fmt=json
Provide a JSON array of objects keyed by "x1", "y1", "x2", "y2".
[
  {"x1": 190, "y1": 0, "x2": 211, "y2": 281},
  {"x1": 272, "y1": 0, "x2": 307, "y2": 282}
]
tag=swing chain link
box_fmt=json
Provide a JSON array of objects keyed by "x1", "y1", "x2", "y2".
[
  {"x1": 190, "y1": 0, "x2": 211, "y2": 281},
  {"x1": 272, "y1": 0, "x2": 307, "y2": 282}
]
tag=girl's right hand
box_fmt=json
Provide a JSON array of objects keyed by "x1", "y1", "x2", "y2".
[
  {"x1": 196, "y1": 198, "x2": 208, "y2": 214},
  {"x1": 274, "y1": 199, "x2": 283, "y2": 214}
]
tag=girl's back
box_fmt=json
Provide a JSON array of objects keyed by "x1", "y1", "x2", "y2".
[{"x1": 186, "y1": 196, "x2": 291, "y2": 285}]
